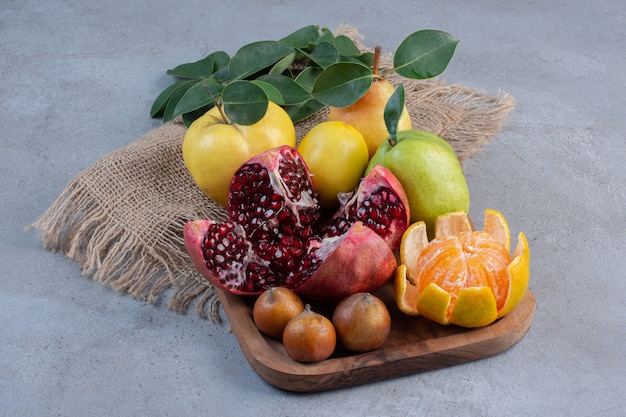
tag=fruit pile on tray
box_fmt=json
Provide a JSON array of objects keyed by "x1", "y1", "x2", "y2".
[{"x1": 151, "y1": 25, "x2": 531, "y2": 369}]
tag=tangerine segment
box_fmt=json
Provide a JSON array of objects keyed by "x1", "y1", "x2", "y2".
[
  {"x1": 484, "y1": 208, "x2": 511, "y2": 253},
  {"x1": 394, "y1": 264, "x2": 420, "y2": 316},
  {"x1": 399, "y1": 221, "x2": 429, "y2": 284},
  {"x1": 497, "y1": 231, "x2": 530, "y2": 318},
  {"x1": 415, "y1": 235, "x2": 466, "y2": 297},
  {"x1": 460, "y1": 231, "x2": 511, "y2": 310}
]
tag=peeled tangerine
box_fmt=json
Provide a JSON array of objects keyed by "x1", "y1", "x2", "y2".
[{"x1": 394, "y1": 209, "x2": 530, "y2": 328}]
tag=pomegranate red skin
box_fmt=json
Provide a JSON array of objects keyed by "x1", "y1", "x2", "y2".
[
  {"x1": 183, "y1": 220, "x2": 211, "y2": 284},
  {"x1": 294, "y1": 222, "x2": 397, "y2": 302}
]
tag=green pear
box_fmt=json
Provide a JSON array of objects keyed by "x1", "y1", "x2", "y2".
[{"x1": 366, "y1": 129, "x2": 470, "y2": 238}]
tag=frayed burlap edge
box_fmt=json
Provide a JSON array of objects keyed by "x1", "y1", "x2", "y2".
[
  {"x1": 26, "y1": 122, "x2": 229, "y2": 320},
  {"x1": 27, "y1": 25, "x2": 514, "y2": 322},
  {"x1": 28, "y1": 194, "x2": 221, "y2": 320}
]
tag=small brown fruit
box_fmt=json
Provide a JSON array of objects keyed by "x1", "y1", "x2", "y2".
[
  {"x1": 332, "y1": 292, "x2": 391, "y2": 352},
  {"x1": 282, "y1": 304, "x2": 336, "y2": 363},
  {"x1": 253, "y1": 287, "x2": 304, "y2": 339}
]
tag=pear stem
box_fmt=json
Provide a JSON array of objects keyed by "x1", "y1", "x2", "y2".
[
  {"x1": 388, "y1": 137, "x2": 397, "y2": 147},
  {"x1": 373, "y1": 45, "x2": 382, "y2": 78}
]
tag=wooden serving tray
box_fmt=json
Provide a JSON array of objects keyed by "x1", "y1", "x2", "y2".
[{"x1": 216, "y1": 283, "x2": 535, "y2": 392}]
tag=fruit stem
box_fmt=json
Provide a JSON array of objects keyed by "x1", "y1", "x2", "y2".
[
  {"x1": 215, "y1": 102, "x2": 230, "y2": 125},
  {"x1": 372, "y1": 46, "x2": 382, "y2": 78},
  {"x1": 203, "y1": 85, "x2": 231, "y2": 125},
  {"x1": 387, "y1": 137, "x2": 397, "y2": 147}
]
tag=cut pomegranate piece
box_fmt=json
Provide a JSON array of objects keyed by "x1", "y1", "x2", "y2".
[
  {"x1": 228, "y1": 146, "x2": 320, "y2": 242},
  {"x1": 325, "y1": 165, "x2": 410, "y2": 251},
  {"x1": 184, "y1": 219, "x2": 279, "y2": 294},
  {"x1": 227, "y1": 146, "x2": 320, "y2": 278},
  {"x1": 288, "y1": 222, "x2": 397, "y2": 302}
]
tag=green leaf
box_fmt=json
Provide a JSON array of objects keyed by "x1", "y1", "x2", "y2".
[
  {"x1": 269, "y1": 52, "x2": 296, "y2": 75},
  {"x1": 312, "y1": 62, "x2": 374, "y2": 107},
  {"x1": 333, "y1": 35, "x2": 361, "y2": 56},
  {"x1": 340, "y1": 54, "x2": 376, "y2": 67},
  {"x1": 352, "y1": 52, "x2": 375, "y2": 67},
  {"x1": 384, "y1": 84, "x2": 405, "y2": 141},
  {"x1": 280, "y1": 25, "x2": 322, "y2": 50},
  {"x1": 318, "y1": 27, "x2": 334, "y2": 44},
  {"x1": 228, "y1": 40, "x2": 295, "y2": 80},
  {"x1": 166, "y1": 56, "x2": 215, "y2": 79},
  {"x1": 393, "y1": 30, "x2": 459, "y2": 79},
  {"x1": 222, "y1": 80, "x2": 269, "y2": 125},
  {"x1": 212, "y1": 65, "x2": 230, "y2": 83},
  {"x1": 171, "y1": 79, "x2": 224, "y2": 119},
  {"x1": 294, "y1": 66, "x2": 323, "y2": 92},
  {"x1": 305, "y1": 42, "x2": 339, "y2": 69},
  {"x1": 150, "y1": 79, "x2": 188, "y2": 118},
  {"x1": 284, "y1": 99, "x2": 326, "y2": 122},
  {"x1": 251, "y1": 80, "x2": 284, "y2": 105},
  {"x1": 257, "y1": 74, "x2": 311, "y2": 105},
  {"x1": 208, "y1": 51, "x2": 230, "y2": 71},
  {"x1": 162, "y1": 79, "x2": 198, "y2": 122}
]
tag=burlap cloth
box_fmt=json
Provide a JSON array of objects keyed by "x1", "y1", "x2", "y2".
[{"x1": 28, "y1": 26, "x2": 514, "y2": 320}]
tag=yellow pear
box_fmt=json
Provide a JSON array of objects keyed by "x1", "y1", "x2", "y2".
[{"x1": 327, "y1": 46, "x2": 412, "y2": 158}]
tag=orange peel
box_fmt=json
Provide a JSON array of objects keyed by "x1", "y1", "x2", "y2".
[
  {"x1": 399, "y1": 221, "x2": 429, "y2": 285},
  {"x1": 394, "y1": 209, "x2": 530, "y2": 328},
  {"x1": 394, "y1": 265, "x2": 420, "y2": 316}
]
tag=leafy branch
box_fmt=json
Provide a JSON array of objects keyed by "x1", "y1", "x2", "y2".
[{"x1": 150, "y1": 25, "x2": 459, "y2": 127}]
